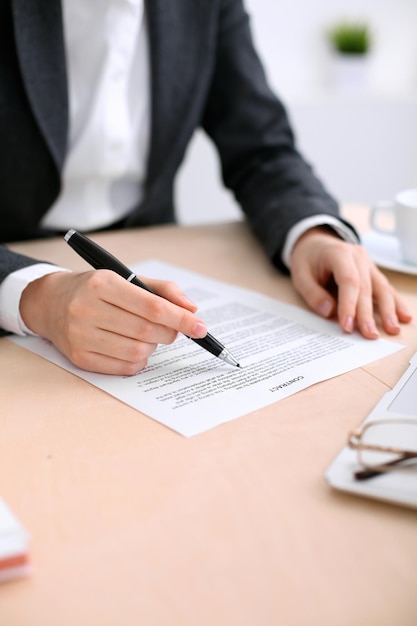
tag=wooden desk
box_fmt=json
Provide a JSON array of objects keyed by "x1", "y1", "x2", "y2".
[{"x1": 1, "y1": 211, "x2": 416, "y2": 626}]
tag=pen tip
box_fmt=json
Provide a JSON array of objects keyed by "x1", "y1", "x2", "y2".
[{"x1": 218, "y1": 349, "x2": 241, "y2": 368}]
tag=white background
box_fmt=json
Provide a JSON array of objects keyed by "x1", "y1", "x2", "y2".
[{"x1": 175, "y1": 0, "x2": 417, "y2": 224}]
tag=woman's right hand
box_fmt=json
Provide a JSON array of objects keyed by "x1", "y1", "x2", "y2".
[{"x1": 19, "y1": 269, "x2": 208, "y2": 375}]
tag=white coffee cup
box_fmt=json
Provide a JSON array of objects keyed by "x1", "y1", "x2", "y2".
[{"x1": 370, "y1": 189, "x2": 417, "y2": 266}]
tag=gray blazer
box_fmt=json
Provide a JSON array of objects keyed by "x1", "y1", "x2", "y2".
[{"x1": 0, "y1": 0, "x2": 345, "y2": 290}]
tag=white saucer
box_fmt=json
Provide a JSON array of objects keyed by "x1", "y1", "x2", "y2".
[{"x1": 361, "y1": 231, "x2": 417, "y2": 276}]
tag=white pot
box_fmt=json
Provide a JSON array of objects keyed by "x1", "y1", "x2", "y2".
[{"x1": 332, "y1": 53, "x2": 370, "y2": 94}]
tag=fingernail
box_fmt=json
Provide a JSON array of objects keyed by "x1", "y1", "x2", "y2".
[
  {"x1": 343, "y1": 316, "x2": 354, "y2": 333},
  {"x1": 399, "y1": 307, "x2": 412, "y2": 321},
  {"x1": 387, "y1": 316, "x2": 400, "y2": 330},
  {"x1": 318, "y1": 299, "x2": 333, "y2": 317},
  {"x1": 181, "y1": 295, "x2": 197, "y2": 307},
  {"x1": 365, "y1": 322, "x2": 379, "y2": 338},
  {"x1": 192, "y1": 322, "x2": 207, "y2": 338}
]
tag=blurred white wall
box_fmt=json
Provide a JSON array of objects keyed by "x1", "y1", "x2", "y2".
[{"x1": 175, "y1": 0, "x2": 417, "y2": 224}]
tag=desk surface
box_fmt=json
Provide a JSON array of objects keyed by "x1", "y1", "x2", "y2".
[{"x1": 1, "y1": 208, "x2": 417, "y2": 626}]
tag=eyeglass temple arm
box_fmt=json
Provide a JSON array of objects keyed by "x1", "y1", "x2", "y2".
[{"x1": 354, "y1": 451, "x2": 417, "y2": 481}]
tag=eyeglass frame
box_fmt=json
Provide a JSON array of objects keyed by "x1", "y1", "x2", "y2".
[{"x1": 348, "y1": 418, "x2": 417, "y2": 477}]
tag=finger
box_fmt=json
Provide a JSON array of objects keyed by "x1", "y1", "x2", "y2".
[
  {"x1": 352, "y1": 285, "x2": 380, "y2": 339},
  {"x1": 144, "y1": 277, "x2": 198, "y2": 312},
  {"x1": 88, "y1": 271, "x2": 208, "y2": 339},
  {"x1": 86, "y1": 299, "x2": 180, "y2": 345},
  {"x1": 330, "y1": 259, "x2": 360, "y2": 333},
  {"x1": 64, "y1": 326, "x2": 159, "y2": 375},
  {"x1": 339, "y1": 251, "x2": 380, "y2": 338},
  {"x1": 396, "y1": 301, "x2": 413, "y2": 324},
  {"x1": 90, "y1": 355, "x2": 150, "y2": 376},
  {"x1": 291, "y1": 263, "x2": 337, "y2": 319},
  {"x1": 323, "y1": 246, "x2": 377, "y2": 336},
  {"x1": 376, "y1": 289, "x2": 401, "y2": 335},
  {"x1": 135, "y1": 289, "x2": 207, "y2": 338},
  {"x1": 370, "y1": 269, "x2": 412, "y2": 335},
  {"x1": 69, "y1": 349, "x2": 152, "y2": 376}
]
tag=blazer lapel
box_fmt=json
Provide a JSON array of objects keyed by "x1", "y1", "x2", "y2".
[
  {"x1": 12, "y1": 0, "x2": 68, "y2": 171},
  {"x1": 12, "y1": 0, "x2": 208, "y2": 189}
]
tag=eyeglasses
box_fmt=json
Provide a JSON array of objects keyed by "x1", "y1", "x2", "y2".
[{"x1": 348, "y1": 419, "x2": 417, "y2": 481}]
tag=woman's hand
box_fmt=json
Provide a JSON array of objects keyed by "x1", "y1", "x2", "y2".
[
  {"x1": 290, "y1": 227, "x2": 412, "y2": 338},
  {"x1": 20, "y1": 269, "x2": 207, "y2": 375}
]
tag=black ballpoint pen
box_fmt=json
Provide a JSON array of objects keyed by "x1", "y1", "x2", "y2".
[{"x1": 64, "y1": 229, "x2": 241, "y2": 368}]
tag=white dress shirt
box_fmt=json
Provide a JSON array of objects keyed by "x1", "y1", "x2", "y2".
[
  {"x1": 0, "y1": 0, "x2": 150, "y2": 334},
  {"x1": 0, "y1": 0, "x2": 357, "y2": 335},
  {"x1": 42, "y1": 0, "x2": 150, "y2": 232}
]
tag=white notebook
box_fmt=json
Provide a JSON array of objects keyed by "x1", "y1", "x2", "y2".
[{"x1": 326, "y1": 351, "x2": 417, "y2": 509}]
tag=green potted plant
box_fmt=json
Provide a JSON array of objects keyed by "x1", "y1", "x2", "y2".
[
  {"x1": 327, "y1": 20, "x2": 372, "y2": 93},
  {"x1": 328, "y1": 21, "x2": 371, "y2": 56}
]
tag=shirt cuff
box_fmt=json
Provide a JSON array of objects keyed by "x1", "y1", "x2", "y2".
[
  {"x1": 281, "y1": 215, "x2": 359, "y2": 269},
  {"x1": 0, "y1": 264, "x2": 70, "y2": 336}
]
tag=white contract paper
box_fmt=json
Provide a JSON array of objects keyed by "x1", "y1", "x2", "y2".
[{"x1": 10, "y1": 260, "x2": 404, "y2": 437}]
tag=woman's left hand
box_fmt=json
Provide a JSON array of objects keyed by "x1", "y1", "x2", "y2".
[{"x1": 289, "y1": 227, "x2": 412, "y2": 338}]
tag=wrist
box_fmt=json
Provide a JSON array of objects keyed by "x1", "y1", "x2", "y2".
[
  {"x1": 20, "y1": 271, "x2": 70, "y2": 336},
  {"x1": 291, "y1": 225, "x2": 340, "y2": 255}
]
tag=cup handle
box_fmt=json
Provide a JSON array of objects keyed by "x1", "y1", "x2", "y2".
[{"x1": 370, "y1": 201, "x2": 396, "y2": 235}]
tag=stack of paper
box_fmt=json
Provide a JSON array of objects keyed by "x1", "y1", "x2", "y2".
[{"x1": 0, "y1": 498, "x2": 30, "y2": 583}]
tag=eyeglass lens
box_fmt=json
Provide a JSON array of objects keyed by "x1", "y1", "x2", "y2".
[{"x1": 359, "y1": 421, "x2": 417, "y2": 468}]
